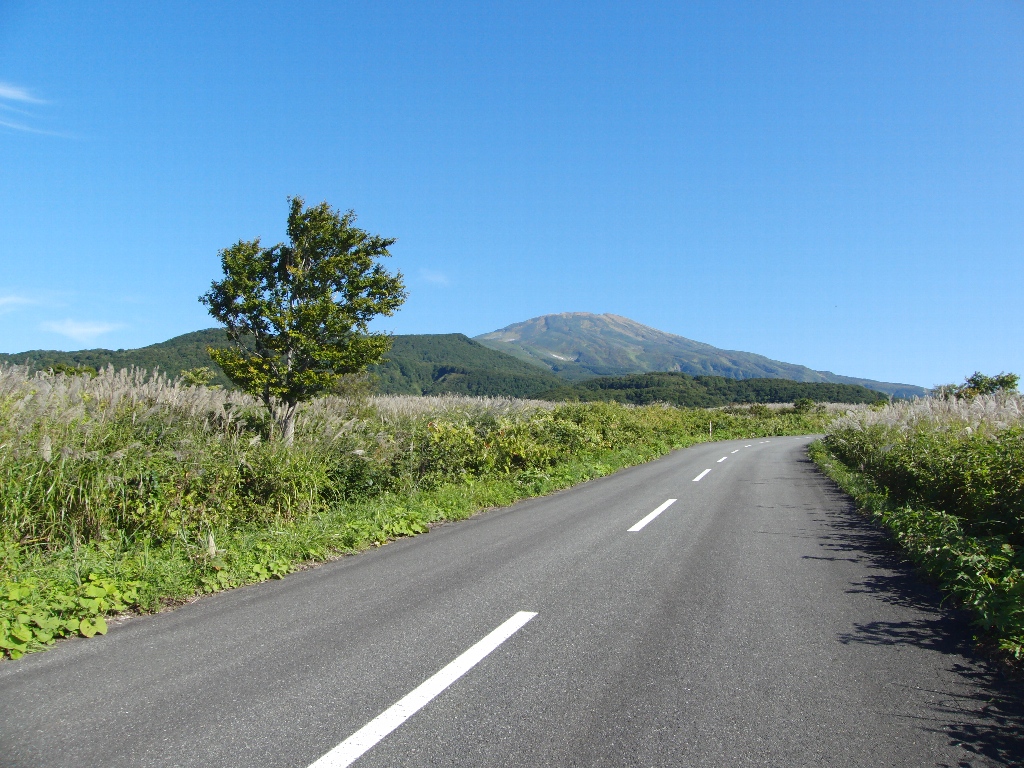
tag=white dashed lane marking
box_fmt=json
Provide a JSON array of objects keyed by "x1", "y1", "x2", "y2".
[
  {"x1": 628, "y1": 499, "x2": 678, "y2": 532},
  {"x1": 308, "y1": 612, "x2": 538, "y2": 768}
]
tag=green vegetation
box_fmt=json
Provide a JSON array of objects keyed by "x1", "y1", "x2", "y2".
[
  {"x1": 1, "y1": 364, "x2": 840, "y2": 659},
  {"x1": 933, "y1": 371, "x2": 1020, "y2": 401},
  {"x1": 811, "y1": 384, "x2": 1024, "y2": 662},
  {"x1": 46, "y1": 363, "x2": 98, "y2": 378},
  {"x1": 536, "y1": 371, "x2": 887, "y2": 407},
  {"x1": 201, "y1": 197, "x2": 406, "y2": 444},
  {"x1": 0, "y1": 331, "x2": 565, "y2": 399},
  {"x1": 179, "y1": 366, "x2": 219, "y2": 388},
  {"x1": 372, "y1": 334, "x2": 564, "y2": 397},
  {"x1": 475, "y1": 312, "x2": 928, "y2": 397}
]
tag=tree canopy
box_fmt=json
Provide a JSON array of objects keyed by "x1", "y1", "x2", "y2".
[
  {"x1": 934, "y1": 371, "x2": 1019, "y2": 400},
  {"x1": 200, "y1": 197, "x2": 406, "y2": 442}
]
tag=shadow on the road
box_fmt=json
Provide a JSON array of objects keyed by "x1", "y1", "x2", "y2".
[
  {"x1": 933, "y1": 663, "x2": 1024, "y2": 768},
  {"x1": 797, "y1": 453, "x2": 1024, "y2": 767}
]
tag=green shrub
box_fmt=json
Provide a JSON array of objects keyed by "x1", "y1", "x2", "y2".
[{"x1": 1, "y1": 573, "x2": 142, "y2": 659}]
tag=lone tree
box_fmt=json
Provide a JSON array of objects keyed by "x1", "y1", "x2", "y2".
[{"x1": 200, "y1": 197, "x2": 406, "y2": 444}]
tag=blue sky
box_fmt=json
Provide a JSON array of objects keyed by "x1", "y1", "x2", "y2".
[{"x1": 1, "y1": 1, "x2": 1021, "y2": 388}]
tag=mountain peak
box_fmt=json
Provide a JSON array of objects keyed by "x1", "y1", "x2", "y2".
[
  {"x1": 475, "y1": 313, "x2": 926, "y2": 397},
  {"x1": 479, "y1": 312, "x2": 696, "y2": 346}
]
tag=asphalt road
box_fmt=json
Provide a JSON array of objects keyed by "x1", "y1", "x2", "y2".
[{"x1": 2, "y1": 437, "x2": 1022, "y2": 767}]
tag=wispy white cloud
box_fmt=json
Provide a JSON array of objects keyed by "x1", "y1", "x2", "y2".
[
  {"x1": 0, "y1": 295, "x2": 36, "y2": 314},
  {"x1": 419, "y1": 268, "x2": 450, "y2": 286},
  {"x1": 0, "y1": 81, "x2": 69, "y2": 136},
  {"x1": 0, "y1": 101, "x2": 34, "y2": 116},
  {"x1": 0, "y1": 82, "x2": 44, "y2": 103},
  {"x1": 0, "y1": 118, "x2": 44, "y2": 134},
  {"x1": 42, "y1": 320, "x2": 123, "y2": 344},
  {"x1": 0, "y1": 117, "x2": 70, "y2": 137}
]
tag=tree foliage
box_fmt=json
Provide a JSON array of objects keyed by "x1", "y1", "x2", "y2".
[
  {"x1": 536, "y1": 371, "x2": 888, "y2": 407},
  {"x1": 200, "y1": 197, "x2": 406, "y2": 442},
  {"x1": 934, "y1": 371, "x2": 1019, "y2": 400},
  {"x1": 180, "y1": 366, "x2": 218, "y2": 387},
  {"x1": 46, "y1": 363, "x2": 97, "y2": 378},
  {"x1": 371, "y1": 333, "x2": 564, "y2": 397}
]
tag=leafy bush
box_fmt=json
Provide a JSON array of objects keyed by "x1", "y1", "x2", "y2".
[{"x1": 1, "y1": 573, "x2": 142, "y2": 659}]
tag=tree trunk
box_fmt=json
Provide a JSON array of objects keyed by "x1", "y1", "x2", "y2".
[{"x1": 280, "y1": 402, "x2": 298, "y2": 446}]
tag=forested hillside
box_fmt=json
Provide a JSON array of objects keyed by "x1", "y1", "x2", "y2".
[
  {"x1": 370, "y1": 334, "x2": 564, "y2": 397},
  {"x1": 0, "y1": 330, "x2": 565, "y2": 399},
  {"x1": 537, "y1": 371, "x2": 888, "y2": 407},
  {"x1": 0, "y1": 329, "x2": 236, "y2": 387}
]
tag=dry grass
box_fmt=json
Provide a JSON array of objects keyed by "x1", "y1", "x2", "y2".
[
  {"x1": 0, "y1": 366, "x2": 552, "y2": 444},
  {"x1": 0, "y1": 364, "x2": 250, "y2": 433},
  {"x1": 829, "y1": 392, "x2": 1024, "y2": 434},
  {"x1": 368, "y1": 393, "x2": 553, "y2": 420}
]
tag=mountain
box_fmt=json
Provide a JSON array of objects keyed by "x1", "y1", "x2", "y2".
[
  {"x1": 370, "y1": 334, "x2": 564, "y2": 397},
  {"x1": 1, "y1": 314, "x2": 926, "y2": 400},
  {"x1": 0, "y1": 330, "x2": 564, "y2": 399},
  {"x1": 537, "y1": 371, "x2": 886, "y2": 408},
  {"x1": 474, "y1": 313, "x2": 927, "y2": 398},
  {"x1": 0, "y1": 329, "x2": 237, "y2": 388}
]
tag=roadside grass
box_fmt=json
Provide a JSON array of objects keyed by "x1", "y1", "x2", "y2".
[
  {"x1": 1, "y1": 365, "x2": 844, "y2": 660},
  {"x1": 809, "y1": 393, "x2": 1024, "y2": 664}
]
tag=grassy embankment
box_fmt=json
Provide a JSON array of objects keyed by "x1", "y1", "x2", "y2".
[
  {"x1": 1, "y1": 365, "x2": 841, "y2": 659},
  {"x1": 810, "y1": 393, "x2": 1024, "y2": 662}
]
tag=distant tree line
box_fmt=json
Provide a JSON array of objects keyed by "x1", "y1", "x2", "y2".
[{"x1": 535, "y1": 372, "x2": 888, "y2": 407}]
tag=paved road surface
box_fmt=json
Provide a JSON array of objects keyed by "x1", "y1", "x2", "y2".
[{"x1": 2, "y1": 436, "x2": 1022, "y2": 766}]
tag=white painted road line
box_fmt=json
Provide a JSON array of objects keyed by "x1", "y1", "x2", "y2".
[
  {"x1": 745, "y1": 444, "x2": 752, "y2": 447},
  {"x1": 731, "y1": 449, "x2": 740, "y2": 453},
  {"x1": 717, "y1": 457, "x2": 728, "y2": 463},
  {"x1": 693, "y1": 469, "x2": 711, "y2": 482},
  {"x1": 308, "y1": 612, "x2": 538, "y2": 768},
  {"x1": 628, "y1": 499, "x2": 677, "y2": 532}
]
